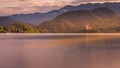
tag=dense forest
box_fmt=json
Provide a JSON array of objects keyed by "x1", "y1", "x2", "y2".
[
  {"x1": 0, "y1": 23, "x2": 38, "y2": 33},
  {"x1": 0, "y1": 7, "x2": 120, "y2": 33}
]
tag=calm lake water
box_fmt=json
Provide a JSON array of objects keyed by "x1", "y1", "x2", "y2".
[{"x1": 0, "y1": 33, "x2": 120, "y2": 68}]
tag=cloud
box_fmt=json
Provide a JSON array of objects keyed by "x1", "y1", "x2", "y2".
[
  {"x1": 0, "y1": 0, "x2": 70, "y2": 16},
  {"x1": 71, "y1": 0, "x2": 120, "y2": 5},
  {"x1": 0, "y1": 0, "x2": 119, "y2": 16},
  {"x1": 0, "y1": 5, "x2": 60, "y2": 16}
]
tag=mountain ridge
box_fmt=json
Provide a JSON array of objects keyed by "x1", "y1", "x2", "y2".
[
  {"x1": 38, "y1": 7, "x2": 120, "y2": 33},
  {"x1": 9, "y1": 2, "x2": 120, "y2": 25}
]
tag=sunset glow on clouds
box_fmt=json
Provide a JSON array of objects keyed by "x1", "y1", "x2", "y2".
[{"x1": 0, "y1": 0, "x2": 119, "y2": 16}]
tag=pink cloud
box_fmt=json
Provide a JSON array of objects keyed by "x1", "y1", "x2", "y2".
[
  {"x1": 71, "y1": 0, "x2": 120, "y2": 5},
  {"x1": 0, "y1": 0, "x2": 119, "y2": 16}
]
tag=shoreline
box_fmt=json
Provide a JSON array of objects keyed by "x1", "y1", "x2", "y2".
[{"x1": 0, "y1": 33, "x2": 120, "y2": 35}]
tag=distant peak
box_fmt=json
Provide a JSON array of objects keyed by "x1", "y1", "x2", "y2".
[
  {"x1": 63, "y1": 5, "x2": 74, "y2": 8},
  {"x1": 60, "y1": 5, "x2": 74, "y2": 10}
]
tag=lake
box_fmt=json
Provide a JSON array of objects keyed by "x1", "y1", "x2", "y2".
[{"x1": 0, "y1": 33, "x2": 120, "y2": 68}]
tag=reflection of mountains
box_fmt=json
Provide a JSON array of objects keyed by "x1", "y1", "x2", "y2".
[
  {"x1": 51, "y1": 35, "x2": 120, "y2": 46},
  {"x1": 1, "y1": 34, "x2": 120, "y2": 47}
]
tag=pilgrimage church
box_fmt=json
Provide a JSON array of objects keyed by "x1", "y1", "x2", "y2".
[{"x1": 85, "y1": 24, "x2": 92, "y2": 30}]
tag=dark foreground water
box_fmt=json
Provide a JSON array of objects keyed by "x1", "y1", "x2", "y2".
[{"x1": 0, "y1": 33, "x2": 120, "y2": 68}]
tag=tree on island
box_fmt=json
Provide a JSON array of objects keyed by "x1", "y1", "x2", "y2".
[
  {"x1": 5, "y1": 23, "x2": 39, "y2": 33},
  {"x1": 0, "y1": 26, "x2": 4, "y2": 33}
]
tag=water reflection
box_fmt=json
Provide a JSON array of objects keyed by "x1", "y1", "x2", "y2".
[{"x1": 0, "y1": 34, "x2": 120, "y2": 68}]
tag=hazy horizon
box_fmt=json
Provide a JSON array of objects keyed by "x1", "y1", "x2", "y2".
[{"x1": 0, "y1": 0, "x2": 120, "y2": 16}]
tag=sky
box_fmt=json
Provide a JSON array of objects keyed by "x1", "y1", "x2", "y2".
[{"x1": 0, "y1": 0, "x2": 120, "y2": 16}]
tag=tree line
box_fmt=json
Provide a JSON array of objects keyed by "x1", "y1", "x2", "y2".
[{"x1": 0, "y1": 23, "x2": 38, "y2": 33}]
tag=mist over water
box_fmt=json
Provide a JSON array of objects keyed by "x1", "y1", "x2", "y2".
[{"x1": 0, "y1": 34, "x2": 120, "y2": 68}]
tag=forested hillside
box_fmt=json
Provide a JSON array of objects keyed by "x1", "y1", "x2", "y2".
[{"x1": 38, "y1": 7, "x2": 120, "y2": 33}]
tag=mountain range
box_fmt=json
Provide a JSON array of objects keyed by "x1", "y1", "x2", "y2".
[
  {"x1": 9, "y1": 2, "x2": 120, "y2": 25},
  {"x1": 38, "y1": 7, "x2": 120, "y2": 33},
  {"x1": 0, "y1": 2, "x2": 120, "y2": 33}
]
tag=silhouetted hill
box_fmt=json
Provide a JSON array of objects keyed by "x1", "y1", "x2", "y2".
[
  {"x1": 38, "y1": 7, "x2": 120, "y2": 33},
  {"x1": 9, "y1": 2, "x2": 120, "y2": 25},
  {"x1": 0, "y1": 17, "x2": 18, "y2": 26}
]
